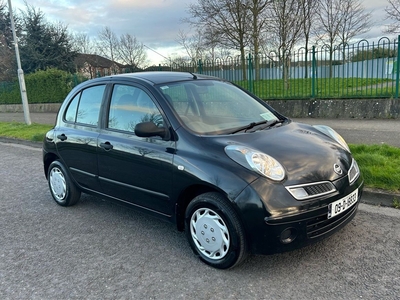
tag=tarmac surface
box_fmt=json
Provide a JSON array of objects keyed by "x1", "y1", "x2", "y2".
[{"x1": 0, "y1": 112, "x2": 399, "y2": 207}]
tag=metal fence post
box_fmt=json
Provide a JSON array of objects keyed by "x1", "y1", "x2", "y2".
[
  {"x1": 198, "y1": 59, "x2": 203, "y2": 74},
  {"x1": 396, "y1": 35, "x2": 400, "y2": 99},
  {"x1": 247, "y1": 53, "x2": 253, "y2": 93},
  {"x1": 311, "y1": 46, "x2": 316, "y2": 98}
]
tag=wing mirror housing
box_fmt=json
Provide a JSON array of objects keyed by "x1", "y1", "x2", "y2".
[{"x1": 135, "y1": 122, "x2": 168, "y2": 139}]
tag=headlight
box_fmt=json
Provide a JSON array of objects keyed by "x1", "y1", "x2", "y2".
[
  {"x1": 313, "y1": 125, "x2": 350, "y2": 152},
  {"x1": 225, "y1": 145, "x2": 285, "y2": 181}
]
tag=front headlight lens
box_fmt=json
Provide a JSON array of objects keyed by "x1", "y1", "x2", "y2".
[
  {"x1": 225, "y1": 145, "x2": 285, "y2": 181},
  {"x1": 313, "y1": 125, "x2": 350, "y2": 152}
]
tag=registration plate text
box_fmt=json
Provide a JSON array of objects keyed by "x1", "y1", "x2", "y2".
[{"x1": 328, "y1": 189, "x2": 358, "y2": 219}]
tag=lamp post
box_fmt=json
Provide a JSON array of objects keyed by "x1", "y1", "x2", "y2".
[{"x1": 8, "y1": 0, "x2": 31, "y2": 125}]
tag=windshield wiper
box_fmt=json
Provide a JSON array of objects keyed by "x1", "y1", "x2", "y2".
[
  {"x1": 230, "y1": 120, "x2": 268, "y2": 134},
  {"x1": 250, "y1": 119, "x2": 285, "y2": 132}
]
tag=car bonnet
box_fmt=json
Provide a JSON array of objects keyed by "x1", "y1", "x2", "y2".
[{"x1": 216, "y1": 121, "x2": 354, "y2": 186}]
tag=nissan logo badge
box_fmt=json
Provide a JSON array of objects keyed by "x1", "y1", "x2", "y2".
[{"x1": 333, "y1": 163, "x2": 343, "y2": 175}]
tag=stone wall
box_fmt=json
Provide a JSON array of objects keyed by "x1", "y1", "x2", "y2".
[
  {"x1": 266, "y1": 98, "x2": 399, "y2": 119},
  {"x1": 1, "y1": 98, "x2": 399, "y2": 119},
  {"x1": 0, "y1": 103, "x2": 61, "y2": 113}
]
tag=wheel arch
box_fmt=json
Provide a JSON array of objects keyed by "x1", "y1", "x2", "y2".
[
  {"x1": 43, "y1": 152, "x2": 60, "y2": 179},
  {"x1": 175, "y1": 183, "x2": 243, "y2": 232}
]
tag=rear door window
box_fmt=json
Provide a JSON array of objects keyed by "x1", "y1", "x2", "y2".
[{"x1": 64, "y1": 85, "x2": 106, "y2": 126}]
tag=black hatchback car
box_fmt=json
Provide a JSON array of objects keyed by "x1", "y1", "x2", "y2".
[{"x1": 43, "y1": 72, "x2": 363, "y2": 269}]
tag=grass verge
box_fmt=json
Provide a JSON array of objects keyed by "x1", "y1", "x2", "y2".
[
  {"x1": 0, "y1": 122, "x2": 53, "y2": 142},
  {"x1": 0, "y1": 122, "x2": 399, "y2": 194},
  {"x1": 349, "y1": 144, "x2": 400, "y2": 193}
]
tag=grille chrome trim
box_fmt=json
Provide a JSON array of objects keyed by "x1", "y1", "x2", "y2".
[{"x1": 286, "y1": 181, "x2": 336, "y2": 200}]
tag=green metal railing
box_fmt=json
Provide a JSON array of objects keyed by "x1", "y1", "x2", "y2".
[
  {"x1": 1, "y1": 36, "x2": 399, "y2": 104},
  {"x1": 168, "y1": 36, "x2": 400, "y2": 100}
]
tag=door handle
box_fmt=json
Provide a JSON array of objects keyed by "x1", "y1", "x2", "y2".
[
  {"x1": 100, "y1": 142, "x2": 113, "y2": 151},
  {"x1": 57, "y1": 134, "x2": 67, "y2": 141}
]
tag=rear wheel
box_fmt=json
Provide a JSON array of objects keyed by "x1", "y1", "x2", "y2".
[
  {"x1": 48, "y1": 160, "x2": 81, "y2": 206},
  {"x1": 185, "y1": 192, "x2": 247, "y2": 269}
]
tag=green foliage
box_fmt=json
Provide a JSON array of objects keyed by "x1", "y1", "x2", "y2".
[
  {"x1": 349, "y1": 144, "x2": 400, "y2": 193},
  {"x1": 394, "y1": 198, "x2": 400, "y2": 209},
  {"x1": 0, "y1": 68, "x2": 83, "y2": 104},
  {"x1": 351, "y1": 47, "x2": 397, "y2": 62},
  {"x1": 236, "y1": 77, "x2": 393, "y2": 99},
  {"x1": 25, "y1": 69, "x2": 74, "y2": 103},
  {"x1": 0, "y1": 122, "x2": 52, "y2": 141},
  {"x1": 19, "y1": 4, "x2": 77, "y2": 73},
  {"x1": 0, "y1": 3, "x2": 20, "y2": 81}
]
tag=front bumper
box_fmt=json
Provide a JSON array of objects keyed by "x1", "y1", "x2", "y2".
[{"x1": 234, "y1": 175, "x2": 364, "y2": 255}]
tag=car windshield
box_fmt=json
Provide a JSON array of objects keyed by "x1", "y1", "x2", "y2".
[{"x1": 157, "y1": 80, "x2": 279, "y2": 135}]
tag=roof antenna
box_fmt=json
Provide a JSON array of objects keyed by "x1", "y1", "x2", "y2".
[{"x1": 189, "y1": 72, "x2": 197, "y2": 79}]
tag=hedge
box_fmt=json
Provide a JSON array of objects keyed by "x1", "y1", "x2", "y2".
[{"x1": 0, "y1": 69, "x2": 87, "y2": 104}]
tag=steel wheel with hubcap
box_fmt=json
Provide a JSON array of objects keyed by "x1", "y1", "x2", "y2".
[
  {"x1": 48, "y1": 160, "x2": 81, "y2": 206},
  {"x1": 185, "y1": 192, "x2": 247, "y2": 269}
]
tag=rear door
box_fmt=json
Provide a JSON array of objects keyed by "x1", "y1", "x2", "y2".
[
  {"x1": 55, "y1": 84, "x2": 106, "y2": 191},
  {"x1": 97, "y1": 83, "x2": 175, "y2": 216}
]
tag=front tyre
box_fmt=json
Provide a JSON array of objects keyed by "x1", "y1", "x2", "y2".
[
  {"x1": 185, "y1": 192, "x2": 247, "y2": 269},
  {"x1": 48, "y1": 160, "x2": 81, "y2": 206}
]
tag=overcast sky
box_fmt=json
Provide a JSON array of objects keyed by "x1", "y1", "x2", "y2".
[{"x1": 9, "y1": 0, "x2": 397, "y2": 65}]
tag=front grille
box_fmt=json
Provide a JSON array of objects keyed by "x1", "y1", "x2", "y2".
[
  {"x1": 306, "y1": 203, "x2": 357, "y2": 238},
  {"x1": 286, "y1": 181, "x2": 336, "y2": 200},
  {"x1": 304, "y1": 182, "x2": 335, "y2": 195}
]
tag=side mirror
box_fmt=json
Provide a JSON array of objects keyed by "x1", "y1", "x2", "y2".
[{"x1": 135, "y1": 122, "x2": 168, "y2": 139}]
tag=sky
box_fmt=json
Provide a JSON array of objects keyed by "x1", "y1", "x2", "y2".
[{"x1": 8, "y1": 0, "x2": 398, "y2": 65}]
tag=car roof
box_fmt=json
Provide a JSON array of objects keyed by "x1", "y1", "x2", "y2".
[{"x1": 109, "y1": 71, "x2": 219, "y2": 85}]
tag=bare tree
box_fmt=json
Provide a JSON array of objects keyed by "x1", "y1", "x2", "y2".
[
  {"x1": 97, "y1": 26, "x2": 119, "y2": 67},
  {"x1": 265, "y1": 0, "x2": 304, "y2": 87},
  {"x1": 186, "y1": 0, "x2": 251, "y2": 79},
  {"x1": 299, "y1": 0, "x2": 319, "y2": 78},
  {"x1": 385, "y1": 0, "x2": 400, "y2": 34},
  {"x1": 118, "y1": 33, "x2": 147, "y2": 69},
  {"x1": 316, "y1": 0, "x2": 345, "y2": 77},
  {"x1": 338, "y1": 0, "x2": 371, "y2": 60},
  {"x1": 200, "y1": 25, "x2": 218, "y2": 61},
  {"x1": 245, "y1": 0, "x2": 270, "y2": 80},
  {"x1": 72, "y1": 32, "x2": 95, "y2": 54},
  {"x1": 317, "y1": 0, "x2": 371, "y2": 76},
  {"x1": 176, "y1": 29, "x2": 205, "y2": 65}
]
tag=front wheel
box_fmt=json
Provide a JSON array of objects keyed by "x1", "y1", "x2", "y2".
[
  {"x1": 185, "y1": 192, "x2": 247, "y2": 269},
  {"x1": 48, "y1": 160, "x2": 81, "y2": 206}
]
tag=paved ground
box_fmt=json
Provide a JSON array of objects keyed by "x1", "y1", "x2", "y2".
[
  {"x1": 1, "y1": 112, "x2": 400, "y2": 147},
  {"x1": 293, "y1": 118, "x2": 400, "y2": 148},
  {"x1": 1, "y1": 141, "x2": 400, "y2": 300}
]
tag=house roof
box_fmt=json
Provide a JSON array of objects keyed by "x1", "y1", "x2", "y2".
[{"x1": 75, "y1": 53, "x2": 125, "y2": 68}]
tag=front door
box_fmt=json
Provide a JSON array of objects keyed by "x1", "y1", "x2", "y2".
[{"x1": 97, "y1": 83, "x2": 175, "y2": 216}]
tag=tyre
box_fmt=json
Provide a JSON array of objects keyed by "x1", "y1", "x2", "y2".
[
  {"x1": 185, "y1": 192, "x2": 247, "y2": 269},
  {"x1": 48, "y1": 160, "x2": 81, "y2": 206}
]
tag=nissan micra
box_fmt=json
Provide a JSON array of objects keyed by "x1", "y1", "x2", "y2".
[{"x1": 43, "y1": 72, "x2": 363, "y2": 269}]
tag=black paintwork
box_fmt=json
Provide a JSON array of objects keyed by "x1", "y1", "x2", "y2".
[{"x1": 43, "y1": 71, "x2": 363, "y2": 255}]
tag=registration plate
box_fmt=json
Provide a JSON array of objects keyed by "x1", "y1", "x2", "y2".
[{"x1": 328, "y1": 189, "x2": 358, "y2": 219}]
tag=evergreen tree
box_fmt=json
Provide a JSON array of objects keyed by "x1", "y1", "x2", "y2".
[
  {"x1": 19, "y1": 4, "x2": 77, "y2": 73},
  {"x1": 0, "y1": 1, "x2": 19, "y2": 80}
]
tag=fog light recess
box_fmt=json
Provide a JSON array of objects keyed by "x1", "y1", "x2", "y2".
[{"x1": 280, "y1": 228, "x2": 297, "y2": 244}]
